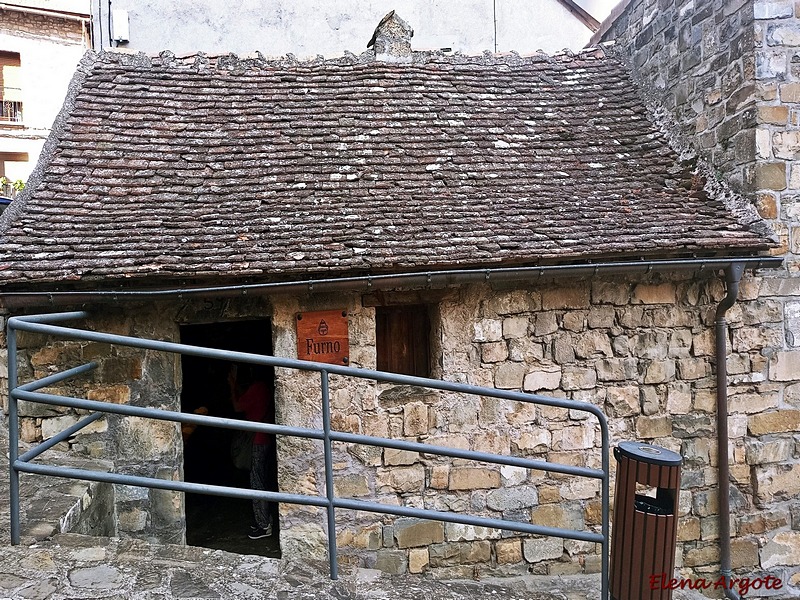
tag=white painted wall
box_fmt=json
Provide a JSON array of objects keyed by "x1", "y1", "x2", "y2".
[
  {"x1": 0, "y1": 13, "x2": 88, "y2": 181},
  {"x1": 94, "y1": 0, "x2": 592, "y2": 57}
]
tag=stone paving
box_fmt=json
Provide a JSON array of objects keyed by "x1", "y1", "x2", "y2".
[{"x1": 0, "y1": 423, "x2": 711, "y2": 600}]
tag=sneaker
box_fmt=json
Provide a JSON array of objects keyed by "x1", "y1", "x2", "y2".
[{"x1": 248, "y1": 524, "x2": 272, "y2": 539}]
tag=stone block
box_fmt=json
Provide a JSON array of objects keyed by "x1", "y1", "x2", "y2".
[
  {"x1": 448, "y1": 468, "x2": 501, "y2": 491},
  {"x1": 596, "y1": 358, "x2": 637, "y2": 382},
  {"x1": 375, "y1": 549, "x2": 407, "y2": 575},
  {"x1": 770, "y1": 351, "x2": 800, "y2": 381},
  {"x1": 780, "y1": 82, "x2": 800, "y2": 102},
  {"x1": 683, "y1": 543, "x2": 719, "y2": 567},
  {"x1": 587, "y1": 306, "x2": 615, "y2": 328},
  {"x1": 666, "y1": 383, "x2": 692, "y2": 414},
  {"x1": 473, "y1": 319, "x2": 502, "y2": 343},
  {"x1": 403, "y1": 402, "x2": 428, "y2": 436},
  {"x1": 428, "y1": 541, "x2": 491, "y2": 566},
  {"x1": 384, "y1": 448, "x2": 418, "y2": 466},
  {"x1": 729, "y1": 391, "x2": 778, "y2": 414},
  {"x1": 746, "y1": 439, "x2": 792, "y2": 464},
  {"x1": 542, "y1": 287, "x2": 590, "y2": 310},
  {"x1": 17, "y1": 399, "x2": 64, "y2": 418},
  {"x1": 560, "y1": 366, "x2": 596, "y2": 390},
  {"x1": 485, "y1": 291, "x2": 539, "y2": 315},
  {"x1": 500, "y1": 465, "x2": 527, "y2": 486},
  {"x1": 758, "y1": 105, "x2": 789, "y2": 125},
  {"x1": 552, "y1": 424, "x2": 594, "y2": 451},
  {"x1": 376, "y1": 465, "x2": 425, "y2": 494},
  {"x1": 429, "y1": 465, "x2": 449, "y2": 489},
  {"x1": 531, "y1": 504, "x2": 581, "y2": 530},
  {"x1": 444, "y1": 523, "x2": 499, "y2": 542},
  {"x1": 494, "y1": 362, "x2": 526, "y2": 389},
  {"x1": 754, "y1": 464, "x2": 800, "y2": 504},
  {"x1": 87, "y1": 385, "x2": 131, "y2": 404},
  {"x1": 39, "y1": 415, "x2": 78, "y2": 440},
  {"x1": 502, "y1": 317, "x2": 529, "y2": 339},
  {"x1": 481, "y1": 341, "x2": 508, "y2": 363},
  {"x1": 514, "y1": 430, "x2": 551, "y2": 453},
  {"x1": 748, "y1": 409, "x2": 800, "y2": 434},
  {"x1": 635, "y1": 415, "x2": 672, "y2": 439},
  {"x1": 643, "y1": 360, "x2": 675, "y2": 384},
  {"x1": 754, "y1": 0, "x2": 795, "y2": 18},
  {"x1": 676, "y1": 358, "x2": 709, "y2": 380},
  {"x1": 677, "y1": 517, "x2": 701, "y2": 542},
  {"x1": 755, "y1": 162, "x2": 787, "y2": 190},
  {"x1": 20, "y1": 418, "x2": 39, "y2": 443},
  {"x1": 562, "y1": 311, "x2": 586, "y2": 332},
  {"x1": 632, "y1": 283, "x2": 677, "y2": 304},
  {"x1": 773, "y1": 130, "x2": 800, "y2": 159},
  {"x1": 553, "y1": 336, "x2": 576, "y2": 364},
  {"x1": 606, "y1": 386, "x2": 640, "y2": 417},
  {"x1": 522, "y1": 537, "x2": 563, "y2": 563},
  {"x1": 333, "y1": 474, "x2": 370, "y2": 497},
  {"x1": 495, "y1": 539, "x2": 522, "y2": 564},
  {"x1": 118, "y1": 507, "x2": 148, "y2": 532},
  {"x1": 534, "y1": 312, "x2": 558, "y2": 336},
  {"x1": 408, "y1": 548, "x2": 429, "y2": 573},
  {"x1": 573, "y1": 331, "x2": 613, "y2": 359},
  {"x1": 393, "y1": 519, "x2": 444, "y2": 549},
  {"x1": 730, "y1": 539, "x2": 760, "y2": 569},
  {"x1": 487, "y1": 486, "x2": 538, "y2": 512},
  {"x1": 523, "y1": 365, "x2": 561, "y2": 391},
  {"x1": 591, "y1": 281, "x2": 630, "y2": 305},
  {"x1": 761, "y1": 531, "x2": 800, "y2": 569}
]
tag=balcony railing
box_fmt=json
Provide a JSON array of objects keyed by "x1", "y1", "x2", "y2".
[{"x1": 1, "y1": 88, "x2": 23, "y2": 123}]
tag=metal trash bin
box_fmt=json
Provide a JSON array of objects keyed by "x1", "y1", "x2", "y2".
[{"x1": 610, "y1": 442, "x2": 682, "y2": 600}]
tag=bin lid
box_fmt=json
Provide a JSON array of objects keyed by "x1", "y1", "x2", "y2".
[{"x1": 616, "y1": 441, "x2": 682, "y2": 466}]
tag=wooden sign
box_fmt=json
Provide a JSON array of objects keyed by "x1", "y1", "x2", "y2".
[{"x1": 296, "y1": 309, "x2": 349, "y2": 365}]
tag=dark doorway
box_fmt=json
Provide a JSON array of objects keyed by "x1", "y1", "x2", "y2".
[{"x1": 180, "y1": 319, "x2": 280, "y2": 557}]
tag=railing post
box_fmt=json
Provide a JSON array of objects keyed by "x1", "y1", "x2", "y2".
[
  {"x1": 7, "y1": 320, "x2": 20, "y2": 545},
  {"x1": 320, "y1": 370, "x2": 339, "y2": 580}
]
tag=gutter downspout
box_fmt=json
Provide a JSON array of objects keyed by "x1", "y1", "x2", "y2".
[{"x1": 715, "y1": 261, "x2": 745, "y2": 600}]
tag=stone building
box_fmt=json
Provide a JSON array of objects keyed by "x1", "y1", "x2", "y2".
[
  {"x1": 0, "y1": 5, "x2": 798, "y2": 595},
  {"x1": 0, "y1": 0, "x2": 91, "y2": 184}
]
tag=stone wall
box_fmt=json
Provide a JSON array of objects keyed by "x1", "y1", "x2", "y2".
[
  {"x1": 597, "y1": 0, "x2": 758, "y2": 191},
  {"x1": 4, "y1": 266, "x2": 798, "y2": 591},
  {"x1": 597, "y1": 0, "x2": 800, "y2": 592},
  {"x1": 8, "y1": 305, "x2": 185, "y2": 544}
]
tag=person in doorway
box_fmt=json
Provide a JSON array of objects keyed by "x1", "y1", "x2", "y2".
[{"x1": 228, "y1": 363, "x2": 276, "y2": 539}]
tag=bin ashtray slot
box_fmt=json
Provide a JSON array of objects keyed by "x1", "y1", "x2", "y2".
[
  {"x1": 634, "y1": 493, "x2": 673, "y2": 516},
  {"x1": 637, "y1": 445, "x2": 662, "y2": 455}
]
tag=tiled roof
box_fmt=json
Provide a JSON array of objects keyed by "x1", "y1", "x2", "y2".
[{"x1": 0, "y1": 49, "x2": 774, "y2": 286}]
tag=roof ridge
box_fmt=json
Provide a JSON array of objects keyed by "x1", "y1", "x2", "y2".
[{"x1": 96, "y1": 44, "x2": 614, "y2": 72}]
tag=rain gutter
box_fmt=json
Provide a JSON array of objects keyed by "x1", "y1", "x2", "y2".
[{"x1": 0, "y1": 256, "x2": 783, "y2": 308}]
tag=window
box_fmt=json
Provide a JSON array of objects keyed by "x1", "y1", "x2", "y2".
[
  {"x1": 0, "y1": 52, "x2": 22, "y2": 123},
  {"x1": 376, "y1": 305, "x2": 431, "y2": 377},
  {"x1": 0, "y1": 152, "x2": 29, "y2": 186}
]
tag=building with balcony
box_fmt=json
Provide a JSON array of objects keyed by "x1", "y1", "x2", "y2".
[{"x1": 0, "y1": 0, "x2": 91, "y2": 188}]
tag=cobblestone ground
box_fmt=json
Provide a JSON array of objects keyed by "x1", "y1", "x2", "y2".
[{"x1": 0, "y1": 424, "x2": 709, "y2": 600}]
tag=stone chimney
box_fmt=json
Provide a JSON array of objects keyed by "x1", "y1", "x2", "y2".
[{"x1": 367, "y1": 11, "x2": 413, "y2": 64}]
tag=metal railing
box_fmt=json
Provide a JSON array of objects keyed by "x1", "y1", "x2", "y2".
[
  {"x1": 8, "y1": 311, "x2": 610, "y2": 597},
  {"x1": 1, "y1": 91, "x2": 23, "y2": 122}
]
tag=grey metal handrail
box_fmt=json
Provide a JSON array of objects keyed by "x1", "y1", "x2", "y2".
[{"x1": 7, "y1": 311, "x2": 610, "y2": 597}]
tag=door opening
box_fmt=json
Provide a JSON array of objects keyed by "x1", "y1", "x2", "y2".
[{"x1": 180, "y1": 319, "x2": 279, "y2": 557}]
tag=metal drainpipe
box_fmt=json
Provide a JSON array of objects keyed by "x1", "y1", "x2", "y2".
[{"x1": 715, "y1": 262, "x2": 744, "y2": 600}]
